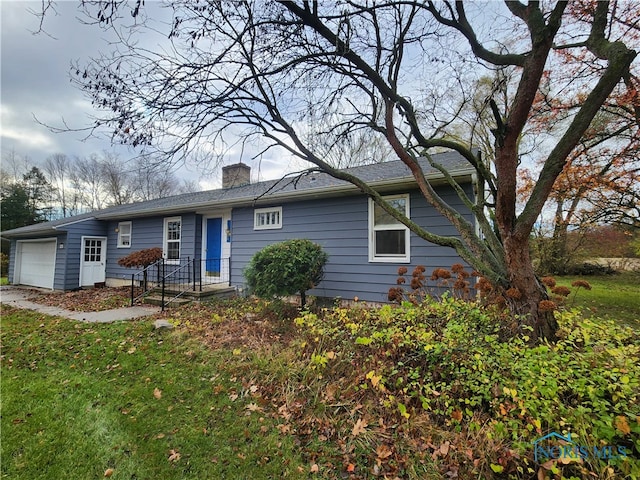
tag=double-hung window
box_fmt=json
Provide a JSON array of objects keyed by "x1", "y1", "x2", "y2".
[
  {"x1": 117, "y1": 221, "x2": 132, "y2": 248},
  {"x1": 164, "y1": 217, "x2": 181, "y2": 263},
  {"x1": 369, "y1": 194, "x2": 410, "y2": 262}
]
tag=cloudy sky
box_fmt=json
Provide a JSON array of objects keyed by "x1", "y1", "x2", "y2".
[{"x1": 0, "y1": 1, "x2": 298, "y2": 188}]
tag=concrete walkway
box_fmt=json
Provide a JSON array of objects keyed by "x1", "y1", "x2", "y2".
[{"x1": 0, "y1": 286, "x2": 161, "y2": 323}]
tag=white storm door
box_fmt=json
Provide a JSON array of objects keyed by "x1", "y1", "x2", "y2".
[{"x1": 79, "y1": 236, "x2": 107, "y2": 286}]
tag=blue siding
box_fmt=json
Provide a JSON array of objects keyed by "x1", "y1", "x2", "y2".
[
  {"x1": 58, "y1": 219, "x2": 108, "y2": 290},
  {"x1": 8, "y1": 218, "x2": 107, "y2": 290},
  {"x1": 230, "y1": 184, "x2": 475, "y2": 303},
  {"x1": 105, "y1": 213, "x2": 201, "y2": 283}
]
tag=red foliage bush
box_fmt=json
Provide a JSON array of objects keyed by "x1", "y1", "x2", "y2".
[{"x1": 117, "y1": 247, "x2": 163, "y2": 268}]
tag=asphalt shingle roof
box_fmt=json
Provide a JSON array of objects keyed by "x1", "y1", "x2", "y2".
[{"x1": 2, "y1": 150, "x2": 474, "y2": 238}]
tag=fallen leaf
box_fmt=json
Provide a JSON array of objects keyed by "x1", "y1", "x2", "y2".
[
  {"x1": 351, "y1": 417, "x2": 368, "y2": 437},
  {"x1": 451, "y1": 409, "x2": 463, "y2": 422},
  {"x1": 245, "y1": 402, "x2": 262, "y2": 412},
  {"x1": 615, "y1": 415, "x2": 631, "y2": 435},
  {"x1": 439, "y1": 441, "x2": 450, "y2": 456},
  {"x1": 376, "y1": 444, "x2": 393, "y2": 460},
  {"x1": 346, "y1": 463, "x2": 355, "y2": 472},
  {"x1": 153, "y1": 388, "x2": 162, "y2": 399},
  {"x1": 540, "y1": 459, "x2": 556, "y2": 470},
  {"x1": 168, "y1": 449, "x2": 181, "y2": 462},
  {"x1": 104, "y1": 468, "x2": 114, "y2": 477},
  {"x1": 310, "y1": 463, "x2": 319, "y2": 473}
]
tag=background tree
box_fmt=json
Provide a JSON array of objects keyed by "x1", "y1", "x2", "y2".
[
  {"x1": 43, "y1": 1, "x2": 638, "y2": 341},
  {"x1": 0, "y1": 163, "x2": 52, "y2": 256},
  {"x1": 43, "y1": 153, "x2": 77, "y2": 217}
]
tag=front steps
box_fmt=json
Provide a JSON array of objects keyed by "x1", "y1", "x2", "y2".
[{"x1": 142, "y1": 284, "x2": 237, "y2": 308}]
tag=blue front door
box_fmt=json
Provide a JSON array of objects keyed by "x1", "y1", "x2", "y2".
[{"x1": 206, "y1": 218, "x2": 222, "y2": 275}]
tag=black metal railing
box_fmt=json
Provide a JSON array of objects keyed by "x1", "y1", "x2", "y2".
[{"x1": 130, "y1": 257, "x2": 230, "y2": 310}]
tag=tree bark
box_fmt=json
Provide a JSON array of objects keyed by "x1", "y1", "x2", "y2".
[{"x1": 503, "y1": 234, "x2": 558, "y2": 342}]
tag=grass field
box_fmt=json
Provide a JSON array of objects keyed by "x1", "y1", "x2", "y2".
[
  {"x1": 555, "y1": 272, "x2": 640, "y2": 327},
  {"x1": 1, "y1": 308, "x2": 306, "y2": 480},
  {"x1": 2, "y1": 276, "x2": 639, "y2": 479}
]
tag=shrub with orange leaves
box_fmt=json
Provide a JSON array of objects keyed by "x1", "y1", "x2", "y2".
[
  {"x1": 551, "y1": 286, "x2": 571, "y2": 297},
  {"x1": 117, "y1": 247, "x2": 163, "y2": 268},
  {"x1": 571, "y1": 279, "x2": 592, "y2": 290},
  {"x1": 538, "y1": 300, "x2": 557, "y2": 312},
  {"x1": 541, "y1": 276, "x2": 557, "y2": 288}
]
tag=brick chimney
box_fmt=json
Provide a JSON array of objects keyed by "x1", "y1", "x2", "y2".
[{"x1": 222, "y1": 163, "x2": 251, "y2": 189}]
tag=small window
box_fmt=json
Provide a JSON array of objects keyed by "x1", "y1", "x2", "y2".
[
  {"x1": 369, "y1": 195, "x2": 410, "y2": 262},
  {"x1": 254, "y1": 207, "x2": 282, "y2": 230},
  {"x1": 164, "y1": 217, "x2": 181, "y2": 263},
  {"x1": 117, "y1": 221, "x2": 132, "y2": 248}
]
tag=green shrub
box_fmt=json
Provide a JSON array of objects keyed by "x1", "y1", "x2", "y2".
[
  {"x1": 294, "y1": 300, "x2": 640, "y2": 478},
  {"x1": 0, "y1": 252, "x2": 8, "y2": 277},
  {"x1": 244, "y1": 239, "x2": 328, "y2": 307}
]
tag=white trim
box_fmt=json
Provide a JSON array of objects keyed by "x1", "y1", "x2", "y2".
[
  {"x1": 368, "y1": 194, "x2": 411, "y2": 263},
  {"x1": 163, "y1": 216, "x2": 182, "y2": 264},
  {"x1": 79, "y1": 236, "x2": 107, "y2": 287},
  {"x1": 254, "y1": 206, "x2": 282, "y2": 230},
  {"x1": 117, "y1": 221, "x2": 132, "y2": 248},
  {"x1": 201, "y1": 211, "x2": 231, "y2": 283}
]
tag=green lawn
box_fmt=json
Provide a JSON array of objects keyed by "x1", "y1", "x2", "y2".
[
  {"x1": 0, "y1": 277, "x2": 8, "y2": 286},
  {"x1": 1, "y1": 308, "x2": 306, "y2": 480},
  {"x1": 555, "y1": 272, "x2": 640, "y2": 327},
  {"x1": 2, "y1": 281, "x2": 639, "y2": 479}
]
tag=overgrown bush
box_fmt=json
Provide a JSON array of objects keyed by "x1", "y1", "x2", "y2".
[
  {"x1": 117, "y1": 247, "x2": 163, "y2": 289},
  {"x1": 244, "y1": 239, "x2": 328, "y2": 307},
  {"x1": 294, "y1": 300, "x2": 640, "y2": 478},
  {"x1": 117, "y1": 247, "x2": 163, "y2": 268},
  {"x1": 388, "y1": 264, "x2": 474, "y2": 304}
]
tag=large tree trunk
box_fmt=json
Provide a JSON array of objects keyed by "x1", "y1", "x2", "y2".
[{"x1": 503, "y1": 235, "x2": 559, "y2": 342}]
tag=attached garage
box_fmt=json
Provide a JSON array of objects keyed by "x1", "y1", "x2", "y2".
[{"x1": 15, "y1": 239, "x2": 57, "y2": 289}]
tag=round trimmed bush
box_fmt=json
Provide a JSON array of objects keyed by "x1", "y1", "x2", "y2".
[{"x1": 244, "y1": 239, "x2": 328, "y2": 307}]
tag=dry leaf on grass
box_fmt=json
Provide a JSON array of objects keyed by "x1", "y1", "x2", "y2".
[{"x1": 351, "y1": 417, "x2": 368, "y2": 437}]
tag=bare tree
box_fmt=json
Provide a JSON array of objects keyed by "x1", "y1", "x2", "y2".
[
  {"x1": 132, "y1": 154, "x2": 181, "y2": 201},
  {"x1": 74, "y1": 154, "x2": 107, "y2": 211},
  {"x1": 98, "y1": 151, "x2": 135, "y2": 205},
  {"x1": 43, "y1": 153, "x2": 77, "y2": 217},
  {"x1": 43, "y1": 1, "x2": 638, "y2": 341}
]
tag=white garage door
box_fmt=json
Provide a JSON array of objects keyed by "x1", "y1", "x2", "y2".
[{"x1": 16, "y1": 239, "x2": 57, "y2": 289}]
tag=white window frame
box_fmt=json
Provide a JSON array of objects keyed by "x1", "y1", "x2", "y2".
[
  {"x1": 163, "y1": 216, "x2": 182, "y2": 264},
  {"x1": 254, "y1": 206, "x2": 282, "y2": 230},
  {"x1": 368, "y1": 194, "x2": 410, "y2": 263},
  {"x1": 117, "y1": 221, "x2": 132, "y2": 248}
]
